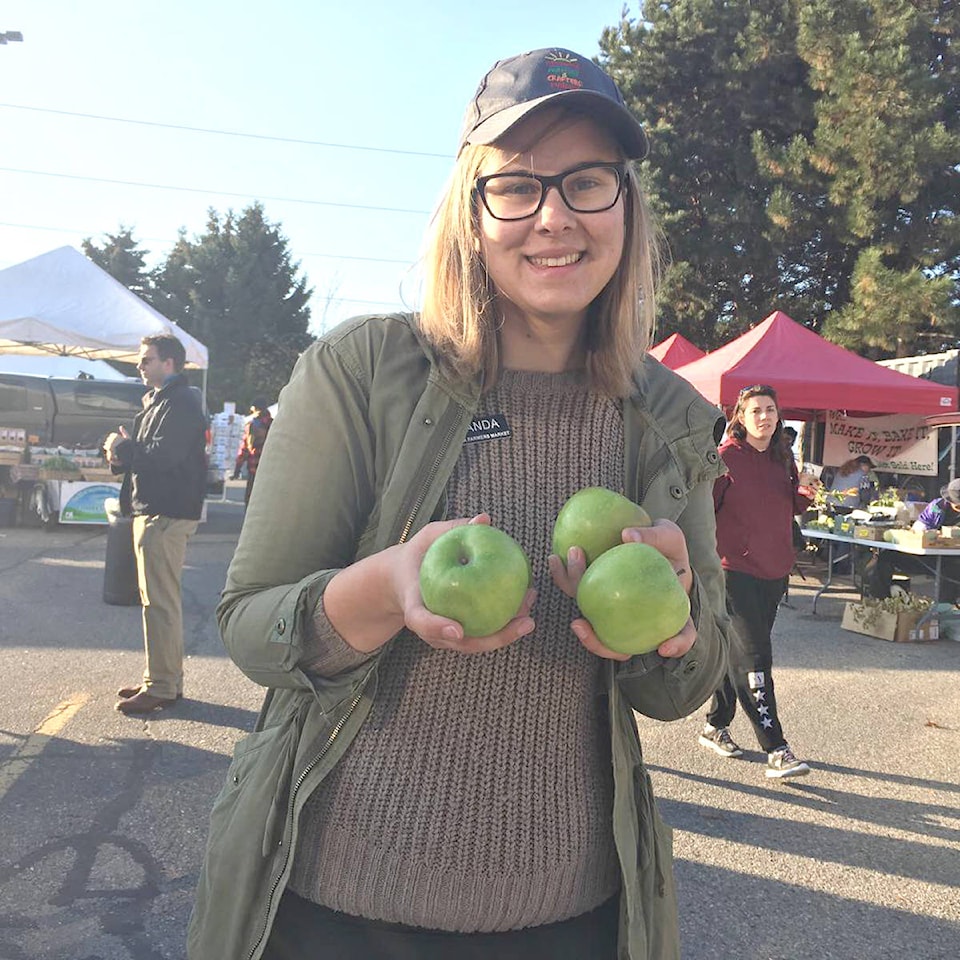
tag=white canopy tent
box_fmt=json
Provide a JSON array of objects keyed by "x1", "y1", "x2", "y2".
[
  {"x1": 0, "y1": 247, "x2": 208, "y2": 390},
  {"x1": 0, "y1": 354, "x2": 131, "y2": 380}
]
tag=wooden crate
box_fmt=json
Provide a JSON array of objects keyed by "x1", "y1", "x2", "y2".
[
  {"x1": 9, "y1": 463, "x2": 39, "y2": 482},
  {"x1": 80, "y1": 467, "x2": 115, "y2": 482},
  {"x1": 38, "y1": 468, "x2": 82, "y2": 481},
  {"x1": 853, "y1": 525, "x2": 887, "y2": 541}
]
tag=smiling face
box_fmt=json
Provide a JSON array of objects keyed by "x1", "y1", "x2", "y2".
[
  {"x1": 738, "y1": 394, "x2": 779, "y2": 450},
  {"x1": 476, "y1": 112, "x2": 626, "y2": 341}
]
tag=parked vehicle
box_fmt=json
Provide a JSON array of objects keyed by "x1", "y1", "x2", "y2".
[{"x1": 0, "y1": 373, "x2": 148, "y2": 448}]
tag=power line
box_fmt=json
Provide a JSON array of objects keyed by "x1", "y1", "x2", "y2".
[
  {"x1": 0, "y1": 102, "x2": 452, "y2": 159},
  {"x1": 326, "y1": 296, "x2": 408, "y2": 307},
  {"x1": 0, "y1": 166, "x2": 433, "y2": 215},
  {"x1": 0, "y1": 249, "x2": 404, "y2": 307},
  {"x1": 0, "y1": 221, "x2": 416, "y2": 266}
]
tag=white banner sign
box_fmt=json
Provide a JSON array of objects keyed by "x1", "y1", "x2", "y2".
[{"x1": 824, "y1": 412, "x2": 938, "y2": 475}]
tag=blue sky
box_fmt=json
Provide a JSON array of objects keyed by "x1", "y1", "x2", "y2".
[{"x1": 0, "y1": 0, "x2": 635, "y2": 334}]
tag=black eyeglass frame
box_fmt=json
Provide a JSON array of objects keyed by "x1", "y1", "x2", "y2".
[{"x1": 474, "y1": 161, "x2": 628, "y2": 222}]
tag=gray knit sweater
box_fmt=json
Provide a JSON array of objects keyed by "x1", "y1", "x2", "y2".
[{"x1": 290, "y1": 369, "x2": 626, "y2": 932}]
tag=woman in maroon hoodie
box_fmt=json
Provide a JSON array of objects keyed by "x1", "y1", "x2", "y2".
[{"x1": 698, "y1": 384, "x2": 816, "y2": 778}]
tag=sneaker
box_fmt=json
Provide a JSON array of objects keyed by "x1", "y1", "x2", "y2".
[
  {"x1": 698, "y1": 724, "x2": 744, "y2": 758},
  {"x1": 765, "y1": 745, "x2": 811, "y2": 779}
]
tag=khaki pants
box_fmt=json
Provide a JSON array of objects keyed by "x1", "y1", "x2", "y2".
[{"x1": 132, "y1": 515, "x2": 198, "y2": 700}]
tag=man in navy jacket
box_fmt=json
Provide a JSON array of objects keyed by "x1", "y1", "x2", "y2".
[{"x1": 104, "y1": 334, "x2": 207, "y2": 714}]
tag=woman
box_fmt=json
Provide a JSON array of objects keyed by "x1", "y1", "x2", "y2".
[
  {"x1": 232, "y1": 397, "x2": 274, "y2": 505},
  {"x1": 698, "y1": 385, "x2": 814, "y2": 778},
  {"x1": 828, "y1": 454, "x2": 878, "y2": 508},
  {"x1": 188, "y1": 47, "x2": 730, "y2": 960}
]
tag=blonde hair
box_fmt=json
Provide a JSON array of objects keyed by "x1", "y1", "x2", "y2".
[{"x1": 418, "y1": 111, "x2": 660, "y2": 397}]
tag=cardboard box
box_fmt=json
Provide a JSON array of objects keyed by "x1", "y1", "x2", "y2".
[
  {"x1": 841, "y1": 602, "x2": 939, "y2": 643},
  {"x1": 885, "y1": 528, "x2": 936, "y2": 548}
]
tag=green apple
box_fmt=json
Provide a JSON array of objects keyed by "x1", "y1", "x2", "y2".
[
  {"x1": 419, "y1": 525, "x2": 531, "y2": 637},
  {"x1": 553, "y1": 487, "x2": 652, "y2": 567},
  {"x1": 576, "y1": 542, "x2": 690, "y2": 655}
]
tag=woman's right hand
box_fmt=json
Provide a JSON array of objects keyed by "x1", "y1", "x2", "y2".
[
  {"x1": 389, "y1": 513, "x2": 537, "y2": 654},
  {"x1": 325, "y1": 513, "x2": 536, "y2": 654}
]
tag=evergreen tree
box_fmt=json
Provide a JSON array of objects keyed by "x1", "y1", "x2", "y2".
[
  {"x1": 157, "y1": 203, "x2": 314, "y2": 411},
  {"x1": 82, "y1": 227, "x2": 160, "y2": 309},
  {"x1": 600, "y1": 0, "x2": 813, "y2": 347},
  {"x1": 599, "y1": 0, "x2": 960, "y2": 356},
  {"x1": 789, "y1": 0, "x2": 960, "y2": 355}
]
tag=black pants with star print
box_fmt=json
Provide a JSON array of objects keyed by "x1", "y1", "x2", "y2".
[{"x1": 706, "y1": 570, "x2": 789, "y2": 753}]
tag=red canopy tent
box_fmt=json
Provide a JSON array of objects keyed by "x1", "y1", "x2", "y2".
[
  {"x1": 648, "y1": 332, "x2": 705, "y2": 369},
  {"x1": 673, "y1": 311, "x2": 958, "y2": 419}
]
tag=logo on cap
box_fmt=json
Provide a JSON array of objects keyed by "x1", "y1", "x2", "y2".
[{"x1": 544, "y1": 50, "x2": 583, "y2": 91}]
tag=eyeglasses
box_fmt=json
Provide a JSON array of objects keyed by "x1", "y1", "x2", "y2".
[{"x1": 475, "y1": 162, "x2": 627, "y2": 221}]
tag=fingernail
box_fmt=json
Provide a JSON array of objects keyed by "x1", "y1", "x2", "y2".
[
  {"x1": 571, "y1": 624, "x2": 586, "y2": 641},
  {"x1": 442, "y1": 626, "x2": 460, "y2": 641},
  {"x1": 517, "y1": 618, "x2": 535, "y2": 637}
]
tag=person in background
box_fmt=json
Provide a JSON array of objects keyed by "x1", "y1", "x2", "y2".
[
  {"x1": 778, "y1": 424, "x2": 804, "y2": 601},
  {"x1": 103, "y1": 334, "x2": 207, "y2": 714},
  {"x1": 781, "y1": 425, "x2": 798, "y2": 458},
  {"x1": 232, "y1": 397, "x2": 273, "y2": 504},
  {"x1": 188, "y1": 46, "x2": 731, "y2": 960},
  {"x1": 865, "y1": 478, "x2": 960, "y2": 603},
  {"x1": 828, "y1": 454, "x2": 878, "y2": 508},
  {"x1": 698, "y1": 384, "x2": 815, "y2": 779}
]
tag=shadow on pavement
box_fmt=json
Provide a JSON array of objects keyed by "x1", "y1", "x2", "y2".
[
  {"x1": 652, "y1": 768, "x2": 958, "y2": 887},
  {"x1": 0, "y1": 735, "x2": 243, "y2": 960},
  {"x1": 673, "y1": 859, "x2": 958, "y2": 960}
]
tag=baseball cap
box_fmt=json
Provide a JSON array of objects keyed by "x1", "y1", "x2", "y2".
[
  {"x1": 458, "y1": 48, "x2": 648, "y2": 159},
  {"x1": 941, "y1": 479, "x2": 960, "y2": 504}
]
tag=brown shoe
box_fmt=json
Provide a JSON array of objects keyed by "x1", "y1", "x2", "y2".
[
  {"x1": 115, "y1": 690, "x2": 177, "y2": 714},
  {"x1": 117, "y1": 685, "x2": 183, "y2": 700}
]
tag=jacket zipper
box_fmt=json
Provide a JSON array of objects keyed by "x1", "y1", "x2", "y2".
[
  {"x1": 246, "y1": 408, "x2": 462, "y2": 959},
  {"x1": 396, "y1": 405, "x2": 464, "y2": 544}
]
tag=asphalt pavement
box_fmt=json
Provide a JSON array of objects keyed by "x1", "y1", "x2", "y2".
[{"x1": 0, "y1": 501, "x2": 957, "y2": 960}]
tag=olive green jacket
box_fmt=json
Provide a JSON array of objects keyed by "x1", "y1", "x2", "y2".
[{"x1": 187, "y1": 314, "x2": 729, "y2": 960}]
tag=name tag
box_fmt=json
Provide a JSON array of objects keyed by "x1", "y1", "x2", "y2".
[{"x1": 465, "y1": 413, "x2": 511, "y2": 444}]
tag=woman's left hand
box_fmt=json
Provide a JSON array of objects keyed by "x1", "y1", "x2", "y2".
[{"x1": 548, "y1": 518, "x2": 697, "y2": 661}]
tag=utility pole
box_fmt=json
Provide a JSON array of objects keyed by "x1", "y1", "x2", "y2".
[{"x1": 0, "y1": 30, "x2": 24, "y2": 45}]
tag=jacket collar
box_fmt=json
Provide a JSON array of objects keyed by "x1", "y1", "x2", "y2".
[{"x1": 143, "y1": 371, "x2": 188, "y2": 407}]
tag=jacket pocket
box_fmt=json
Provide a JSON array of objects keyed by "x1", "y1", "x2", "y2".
[
  {"x1": 211, "y1": 718, "x2": 301, "y2": 859},
  {"x1": 188, "y1": 708, "x2": 307, "y2": 960}
]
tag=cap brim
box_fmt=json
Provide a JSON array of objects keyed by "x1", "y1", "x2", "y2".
[{"x1": 461, "y1": 90, "x2": 648, "y2": 159}]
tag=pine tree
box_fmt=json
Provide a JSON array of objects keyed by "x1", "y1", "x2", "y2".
[
  {"x1": 82, "y1": 227, "x2": 160, "y2": 309},
  {"x1": 769, "y1": 0, "x2": 960, "y2": 355},
  {"x1": 157, "y1": 203, "x2": 314, "y2": 411},
  {"x1": 599, "y1": 0, "x2": 959, "y2": 356},
  {"x1": 600, "y1": 0, "x2": 812, "y2": 347}
]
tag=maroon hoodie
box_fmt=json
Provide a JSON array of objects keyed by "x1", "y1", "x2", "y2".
[{"x1": 713, "y1": 436, "x2": 813, "y2": 579}]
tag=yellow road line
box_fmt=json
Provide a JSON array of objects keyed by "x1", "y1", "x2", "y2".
[{"x1": 0, "y1": 693, "x2": 90, "y2": 802}]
